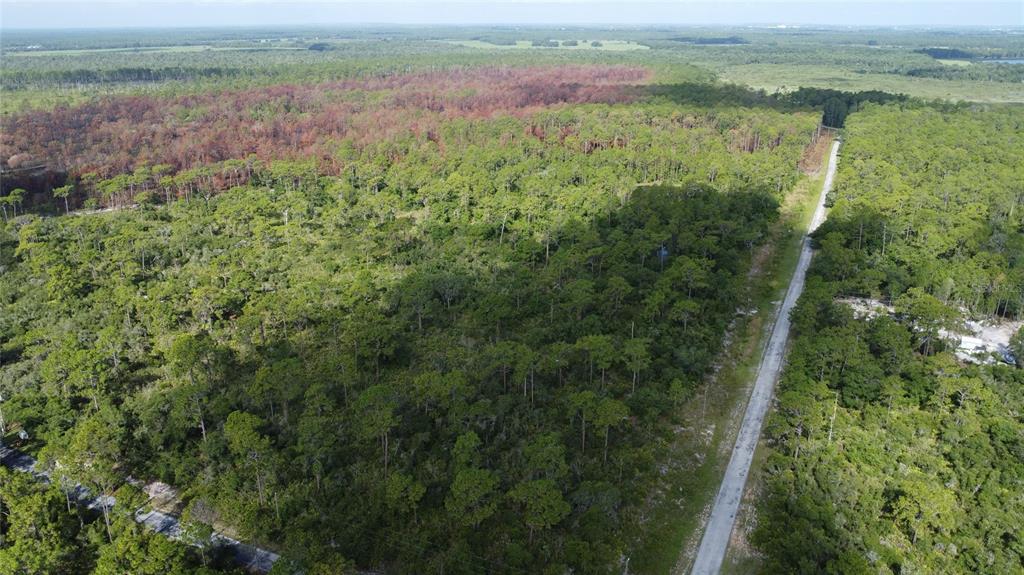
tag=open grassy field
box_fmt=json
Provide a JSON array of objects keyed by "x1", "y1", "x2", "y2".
[
  {"x1": 716, "y1": 63, "x2": 1024, "y2": 102},
  {"x1": 444, "y1": 39, "x2": 650, "y2": 51}
]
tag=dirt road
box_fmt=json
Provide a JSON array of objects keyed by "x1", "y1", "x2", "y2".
[{"x1": 689, "y1": 139, "x2": 840, "y2": 574}]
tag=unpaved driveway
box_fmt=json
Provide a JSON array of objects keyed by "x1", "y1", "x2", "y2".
[
  {"x1": 0, "y1": 443, "x2": 280, "y2": 573},
  {"x1": 690, "y1": 140, "x2": 840, "y2": 574}
]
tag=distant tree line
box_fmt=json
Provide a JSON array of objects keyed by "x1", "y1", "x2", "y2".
[
  {"x1": 668, "y1": 36, "x2": 750, "y2": 45},
  {"x1": 915, "y1": 47, "x2": 976, "y2": 60},
  {"x1": 782, "y1": 87, "x2": 908, "y2": 128},
  {"x1": 1, "y1": 66, "x2": 246, "y2": 90}
]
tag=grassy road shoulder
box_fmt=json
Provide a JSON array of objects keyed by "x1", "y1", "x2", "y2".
[{"x1": 718, "y1": 137, "x2": 835, "y2": 575}]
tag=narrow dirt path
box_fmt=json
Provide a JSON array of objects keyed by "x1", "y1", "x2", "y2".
[{"x1": 690, "y1": 140, "x2": 840, "y2": 575}]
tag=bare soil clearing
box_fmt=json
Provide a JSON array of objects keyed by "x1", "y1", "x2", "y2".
[{"x1": 838, "y1": 297, "x2": 1022, "y2": 365}]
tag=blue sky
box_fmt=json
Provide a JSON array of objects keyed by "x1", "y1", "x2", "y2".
[{"x1": 1, "y1": 1, "x2": 1021, "y2": 29}]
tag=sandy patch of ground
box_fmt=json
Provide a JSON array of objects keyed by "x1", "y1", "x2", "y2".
[{"x1": 837, "y1": 297, "x2": 1020, "y2": 365}]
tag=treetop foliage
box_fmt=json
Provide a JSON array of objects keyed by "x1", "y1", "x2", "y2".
[
  {"x1": 1, "y1": 60, "x2": 817, "y2": 570},
  {"x1": 754, "y1": 103, "x2": 1024, "y2": 575}
]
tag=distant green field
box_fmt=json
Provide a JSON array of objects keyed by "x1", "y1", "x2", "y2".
[
  {"x1": 4, "y1": 27, "x2": 1023, "y2": 115},
  {"x1": 444, "y1": 39, "x2": 650, "y2": 51},
  {"x1": 717, "y1": 63, "x2": 1024, "y2": 103},
  {"x1": 1, "y1": 89, "x2": 95, "y2": 115}
]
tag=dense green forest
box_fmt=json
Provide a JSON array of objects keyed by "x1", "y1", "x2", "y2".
[
  {"x1": 1, "y1": 63, "x2": 819, "y2": 570},
  {"x1": 820, "y1": 105, "x2": 1023, "y2": 315},
  {"x1": 3, "y1": 25, "x2": 1024, "y2": 575},
  {"x1": 753, "y1": 105, "x2": 1024, "y2": 573}
]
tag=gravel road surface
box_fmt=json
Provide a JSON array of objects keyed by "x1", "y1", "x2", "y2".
[{"x1": 690, "y1": 140, "x2": 840, "y2": 575}]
